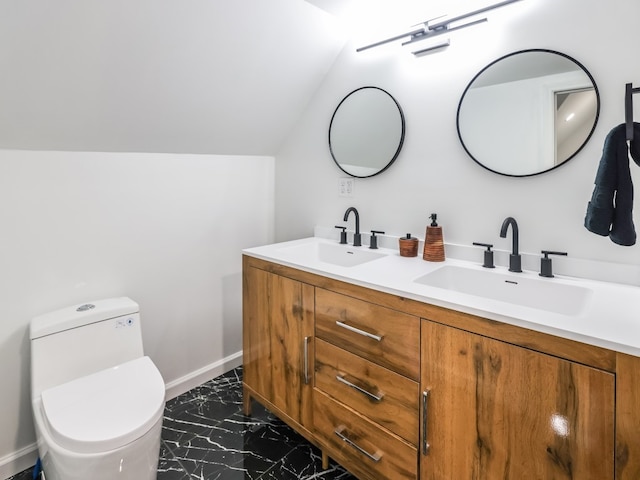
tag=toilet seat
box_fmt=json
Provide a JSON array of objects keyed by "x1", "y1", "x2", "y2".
[{"x1": 41, "y1": 356, "x2": 165, "y2": 454}]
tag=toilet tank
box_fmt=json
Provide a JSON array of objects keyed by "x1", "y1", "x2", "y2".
[{"x1": 30, "y1": 297, "x2": 145, "y2": 398}]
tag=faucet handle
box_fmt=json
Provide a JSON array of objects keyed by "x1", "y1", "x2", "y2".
[
  {"x1": 369, "y1": 230, "x2": 385, "y2": 249},
  {"x1": 334, "y1": 225, "x2": 348, "y2": 245},
  {"x1": 539, "y1": 250, "x2": 567, "y2": 278},
  {"x1": 472, "y1": 242, "x2": 495, "y2": 268}
]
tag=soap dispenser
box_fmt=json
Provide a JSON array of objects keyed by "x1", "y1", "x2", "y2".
[{"x1": 423, "y1": 213, "x2": 445, "y2": 262}]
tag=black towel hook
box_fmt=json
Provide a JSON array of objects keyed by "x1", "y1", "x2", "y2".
[{"x1": 625, "y1": 82, "x2": 640, "y2": 141}]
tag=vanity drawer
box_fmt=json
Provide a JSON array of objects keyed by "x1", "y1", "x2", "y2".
[
  {"x1": 315, "y1": 288, "x2": 420, "y2": 380},
  {"x1": 315, "y1": 339, "x2": 419, "y2": 445},
  {"x1": 313, "y1": 390, "x2": 418, "y2": 480}
]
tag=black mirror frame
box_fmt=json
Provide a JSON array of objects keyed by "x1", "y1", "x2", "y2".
[
  {"x1": 456, "y1": 49, "x2": 601, "y2": 178},
  {"x1": 329, "y1": 86, "x2": 406, "y2": 179}
]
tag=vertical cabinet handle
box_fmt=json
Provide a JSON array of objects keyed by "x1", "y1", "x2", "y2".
[
  {"x1": 334, "y1": 425, "x2": 382, "y2": 463},
  {"x1": 335, "y1": 321, "x2": 383, "y2": 342},
  {"x1": 422, "y1": 390, "x2": 430, "y2": 455},
  {"x1": 303, "y1": 336, "x2": 311, "y2": 384}
]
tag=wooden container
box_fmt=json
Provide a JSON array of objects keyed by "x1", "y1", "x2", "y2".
[
  {"x1": 423, "y1": 226, "x2": 445, "y2": 262},
  {"x1": 399, "y1": 234, "x2": 419, "y2": 257}
]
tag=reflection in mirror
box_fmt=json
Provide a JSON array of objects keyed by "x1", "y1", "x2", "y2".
[
  {"x1": 457, "y1": 49, "x2": 600, "y2": 177},
  {"x1": 329, "y1": 86, "x2": 405, "y2": 178}
]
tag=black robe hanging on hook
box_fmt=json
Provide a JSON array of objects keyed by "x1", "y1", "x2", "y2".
[{"x1": 584, "y1": 122, "x2": 640, "y2": 246}]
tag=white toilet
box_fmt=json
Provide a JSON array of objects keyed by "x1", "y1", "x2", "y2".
[{"x1": 29, "y1": 297, "x2": 166, "y2": 480}]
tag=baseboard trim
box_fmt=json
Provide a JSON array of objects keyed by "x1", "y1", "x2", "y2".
[
  {"x1": 164, "y1": 350, "x2": 243, "y2": 400},
  {"x1": 0, "y1": 442, "x2": 38, "y2": 479}
]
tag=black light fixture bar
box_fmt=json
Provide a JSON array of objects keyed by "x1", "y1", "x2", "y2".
[
  {"x1": 356, "y1": 0, "x2": 523, "y2": 54},
  {"x1": 427, "y1": 0, "x2": 523, "y2": 31},
  {"x1": 356, "y1": 27, "x2": 425, "y2": 52},
  {"x1": 402, "y1": 18, "x2": 487, "y2": 47}
]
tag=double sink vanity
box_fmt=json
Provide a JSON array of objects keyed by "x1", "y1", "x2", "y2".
[{"x1": 242, "y1": 231, "x2": 640, "y2": 479}]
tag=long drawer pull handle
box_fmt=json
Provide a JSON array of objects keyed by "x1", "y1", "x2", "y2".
[
  {"x1": 422, "y1": 390, "x2": 430, "y2": 455},
  {"x1": 303, "y1": 336, "x2": 311, "y2": 385},
  {"x1": 335, "y1": 321, "x2": 383, "y2": 342},
  {"x1": 334, "y1": 425, "x2": 382, "y2": 463},
  {"x1": 336, "y1": 375, "x2": 384, "y2": 402}
]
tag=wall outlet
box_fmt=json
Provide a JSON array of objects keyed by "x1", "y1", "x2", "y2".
[{"x1": 339, "y1": 178, "x2": 354, "y2": 197}]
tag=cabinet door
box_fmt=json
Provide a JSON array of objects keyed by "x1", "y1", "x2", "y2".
[
  {"x1": 420, "y1": 320, "x2": 615, "y2": 480},
  {"x1": 243, "y1": 266, "x2": 314, "y2": 428}
]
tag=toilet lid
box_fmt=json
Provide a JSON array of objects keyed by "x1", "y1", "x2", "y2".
[{"x1": 41, "y1": 356, "x2": 165, "y2": 454}]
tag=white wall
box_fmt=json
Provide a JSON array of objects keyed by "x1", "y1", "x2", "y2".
[
  {"x1": 275, "y1": 0, "x2": 640, "y2": 275},
  {"x1": 0, "y1": 150, "x2": 274, "y2": 477},
  {"x1": 0, "y1": 0, "x2": 345, "y2": 155}
]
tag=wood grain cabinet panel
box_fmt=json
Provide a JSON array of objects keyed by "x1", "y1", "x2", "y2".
[
  {"x1": 243, "y1": 263, "x2": 314, "y2": 430},
  {"x1": 315, "y1": 338, "x2": 419, "y2": 445},
  {"x1": 420, "y1": 320, "x2": 615, "y2": 480},
  {"x1": 615, "y1": 352, "x2": 640, "y2": 479},
  {"x1": 315, "y1": 288, "x2": 420, "y2": 380}
]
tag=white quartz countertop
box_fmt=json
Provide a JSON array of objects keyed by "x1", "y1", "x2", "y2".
[{"x1": 244, "y1": 237, "x2": 640, "y2": 358}]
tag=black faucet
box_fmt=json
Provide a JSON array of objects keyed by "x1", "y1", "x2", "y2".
[
  {"x1": 499, "y1": 217, "x2": 522, "y2": 272},
  {"x1": 343, "y1": 207, "x2": 361, "y2": 246}
]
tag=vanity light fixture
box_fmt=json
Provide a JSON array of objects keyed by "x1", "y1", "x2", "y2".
[
  {"x1": 412, "y1": 38, "x2": 451, "y2": 57},
  {"x1": 356, "y1": 0, "x2": 523, "y2": 55}
]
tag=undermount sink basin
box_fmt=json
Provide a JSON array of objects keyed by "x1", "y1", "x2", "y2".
[
  {"x1": 414, "y1": 265, "x2": 592, "y2": 316},
  {"x1": 277, "y1": 241, "x2": 387, "y2": 268}
]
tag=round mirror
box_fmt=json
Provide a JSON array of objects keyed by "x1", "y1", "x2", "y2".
[
  {"x1": 329, "y1": 86, "x2": 405, "y2": 178},
  {"x1": 457, "y1": 49, "x2": 600, "y2": 177}
]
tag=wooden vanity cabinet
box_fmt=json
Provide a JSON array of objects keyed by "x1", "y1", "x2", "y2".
[
  {"x1": 420, "y1": 320, "x2": 615, "y2": 480},
  {"x1": 242, "y1": 255, "x2": 640, "y2": 480},
  {"x1": 242, "y1": 257, "x2": 315, "y2": 434}
]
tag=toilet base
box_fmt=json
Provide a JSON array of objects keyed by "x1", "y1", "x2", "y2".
[{"x1": 33, "y1": 400, "x2": 162, "y2": 480}]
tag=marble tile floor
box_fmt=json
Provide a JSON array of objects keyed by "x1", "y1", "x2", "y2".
[{"x1": 8, "y1": 367, "x2": 356, "y2": 480}]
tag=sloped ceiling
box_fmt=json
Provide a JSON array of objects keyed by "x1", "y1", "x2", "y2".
[
  {"x1": 304, "y1": 0, "x2": 353, "y2": 16},
  {"x1": 0, "y1": 0, "x2": 346, "y2": 155}
]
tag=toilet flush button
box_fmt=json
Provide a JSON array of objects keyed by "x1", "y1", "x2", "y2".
[{"x1": 116, "y1": 317, "x2": 135, "y2": 328}]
